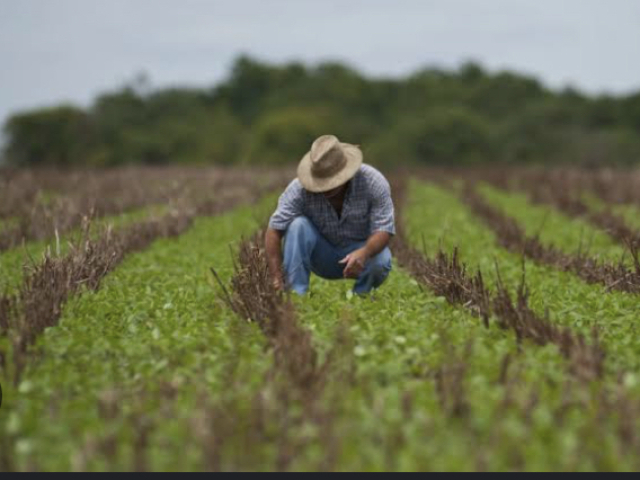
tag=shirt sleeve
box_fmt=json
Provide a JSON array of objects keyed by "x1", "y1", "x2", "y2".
[
  {"x1": 369, "y1": 173, "x2": 396, "y2": 236},
  {"x1": 268, "y1": 179, "x2": 305, "y2": 231}
]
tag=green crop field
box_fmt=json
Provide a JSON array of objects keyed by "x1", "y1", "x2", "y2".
[{"x1": 1, "y1": 166, "x2": 640, "y2": 472}]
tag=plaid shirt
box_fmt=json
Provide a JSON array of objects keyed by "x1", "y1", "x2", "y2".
[{"x1": 268, "y1": 164, "x2": 396, "y2": 247}]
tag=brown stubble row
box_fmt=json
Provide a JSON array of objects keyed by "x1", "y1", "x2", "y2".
[
  {"x1": 2, "y1": 214, "x2": 193, "y2": 383},
  {"x1": 0, "y1": 172, "x2": 289, "y2": 473},
  {"x1": 215, "y1": 226, "x2": 603, "y2": 469},
  {"x1": 0, "y1": 167, "x2": 291, "y2": 252},
  {"x1": 207, "y1": 232, "x2": 354, "y2": 471},
  {"x1": 43, "y1": 180, "x2": 640, "y2": 471},
  {"x1": 209, "y1": 226, "x2": 605, "y2": 470},
  {"x1": 6, "y1": 169, "x2": 638, "y2": 471},
  {"x1": 0, "y1": 167, "x2": 193, "y2": 252},
  {"x1": 470, "y1": 167, "x2": 640, "y2": 248},
  {"x1": 448, "y1": 166, "x2": 640, "y2": 206},
  {"x1": 391, "y1": 179, "x2": 640, "y2": 468},
  {"x1": 526, "y1": 173, "x2": 640, "y2": 249},
  {"x1": 0, "y1": 171, "x2": 288, "y2": 387},
  {"x1": 61, "y1": 231, "x2": 351, "y2": 472},
  {"x1": 392, "y1": 231, "x2": 605, "y2": 384},
  {"x1": 459, "y1": 183, "x2": 640, "y2": 294},
  {"x1": 71, "y1": 169, "x2": 640, "y2": 471},
  {"x1": 218, "y1": 234, "x2": 331, "y2": 394},
  {"x1": 0, "y1": 212, "x2": 195, "y2": 473},
  {"x1": 0, "y1": 166, "x2": 224, "y2": 219},
  {"x1": 518, "y1": 167, "x2": 640, "y2": 207},
  {"x1": 391, "y1": 179, "x2": 604, "y2": 383}
]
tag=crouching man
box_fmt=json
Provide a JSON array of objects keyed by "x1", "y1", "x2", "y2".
[{"x1": 265, "y1": 135, "x2": 395, "y2": 295}]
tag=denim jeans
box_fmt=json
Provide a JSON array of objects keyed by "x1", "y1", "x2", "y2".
[{"x1": 283, "y1": 216, "x2": 392, "y2": 295}]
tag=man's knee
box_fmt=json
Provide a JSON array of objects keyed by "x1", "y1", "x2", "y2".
[
  {"x1": 284, "y1": 216, "x2": 318, "y2": 253},
  {"x1": 286, "y1": 216, "x2": 314, "y2": 236},
  {"x1": 368, "y1": 248, "x2": 392, "y2": 279},
  {"x1": 353, "y1": 248, "x2": 392, "y2": 294}
]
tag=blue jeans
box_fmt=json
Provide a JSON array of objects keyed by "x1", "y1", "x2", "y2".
[{"x1": 283, "y1": 216, "x2": 392, "y2": 295}]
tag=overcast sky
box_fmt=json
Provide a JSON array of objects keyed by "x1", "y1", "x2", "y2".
[{"x1": 1, "y1": 0, "x2": 640, "y2": 127}]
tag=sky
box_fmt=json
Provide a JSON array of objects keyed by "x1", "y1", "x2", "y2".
[{"x1": 1, "y1": 0, "x2": 640, "y2": 128}]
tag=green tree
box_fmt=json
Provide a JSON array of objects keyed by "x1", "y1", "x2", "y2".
[
  {"x1": 3, "y1": 105, "x2": 93, "y2": 166},
  {"x1": 242, "y1": 106, "x2": 345, "y2": 165},
  {"x1": 369, "y1": 107, "x2": 496, "y2": 166},
  {"x1": 3, "y1": 55, "x2": 640, "y2": 168}
]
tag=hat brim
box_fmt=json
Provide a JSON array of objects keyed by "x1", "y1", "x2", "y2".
[{"x1": 297, "y1": 143, "x2": 363, "y2": 193}]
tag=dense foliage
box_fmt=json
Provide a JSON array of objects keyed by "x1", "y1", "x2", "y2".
[{"x1": 3, "y1": 57, "x2": 640, "y2": 167}]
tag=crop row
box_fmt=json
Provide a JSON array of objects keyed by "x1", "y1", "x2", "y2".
[
  {"x1": 0, "y1": 169, "x2": 289, "y2": 292},
  {"x1": 394, "y1": 180, "x2": 640, "y2": 469},
  {"x1": 192, "y1": 178, "x2": 640, "y2": 470},
  {"x1": 3, "y1": 170, "x2": 640, "y2": 470},
  {"x1": 404, "y1": 181, "x2": 640, "y2": 372},
  {"x1": 0, "y1": 181, "x2": 578, "y2": 471},
  {"x1": 0, "y1": 171, "x2": 289, "y2": 471},
  {"x1": 0, "y1": 206, "x2": 167, "y2": 294},
  {"x1": 0, "y1": 193, "x2": 283, "y2": 471},
  {"x1": 451, "y1": 166, "x2": 640, "y2": 207},
  {"x1": 0, "y1": 170, "x2": 284, "y2": 383},
  {"x1": 469, "y1": 167, "x2": 640, "y2": 247},
  {"x1": 462, "y1": 184, "x2": 640, "y2": 294},
  {"x1": 0, "y1": 167, "x2": 289, "y2": 252},
  {"x1": 228, "y1": 234, "x2": 583, "y2": 470}
]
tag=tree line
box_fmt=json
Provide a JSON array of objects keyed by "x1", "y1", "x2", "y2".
[{"x1": 3, "y1": 56, "x2": 640, "y2": 168}]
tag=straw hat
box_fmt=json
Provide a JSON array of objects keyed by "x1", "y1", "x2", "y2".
[{"x1": 297, "y1": 135, "x2": 363, "y2": 193}]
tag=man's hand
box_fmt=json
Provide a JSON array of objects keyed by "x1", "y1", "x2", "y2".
[
  {"x1": 272, "y1": 275, "x2": 285, "y2": 292},
  {"x1": 265, "y1": 228, "x2": 286, "y2": 291},
  {"x1": 339, "y1": 247, "x2": 370, "y2": 279}
]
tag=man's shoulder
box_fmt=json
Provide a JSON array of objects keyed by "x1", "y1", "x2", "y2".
[
  {"x1": 359, "y1": 164, "x2": 391, "y2": 190},
  {"x1": 278, "y1": 178, "x2": 306, "y2": 203},
  {"x1": 284, "y1": 178, "x2": 304, "y2": 194}
]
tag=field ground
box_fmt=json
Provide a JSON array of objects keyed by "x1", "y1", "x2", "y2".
[{"x1": 1, "y1": 166, "x2": 640, "y2": 471}]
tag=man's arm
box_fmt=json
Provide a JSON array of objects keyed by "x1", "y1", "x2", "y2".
[
  {"x1": 265, "y1": 228, "x2": 285, "y2": 289},
  {"x1": 266, "y1": 180, "x2": 305, "y2": 290},
  {"x1": 340, "y1": 231, "x2": 391, "y2": 279},
  {"x1": 341, "y1": 169, "x2": 395, "y2": 279}
]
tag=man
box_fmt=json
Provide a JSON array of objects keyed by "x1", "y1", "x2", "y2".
[{"x1": 265, "y1": 134, "x2": 395, "y2": 295}]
